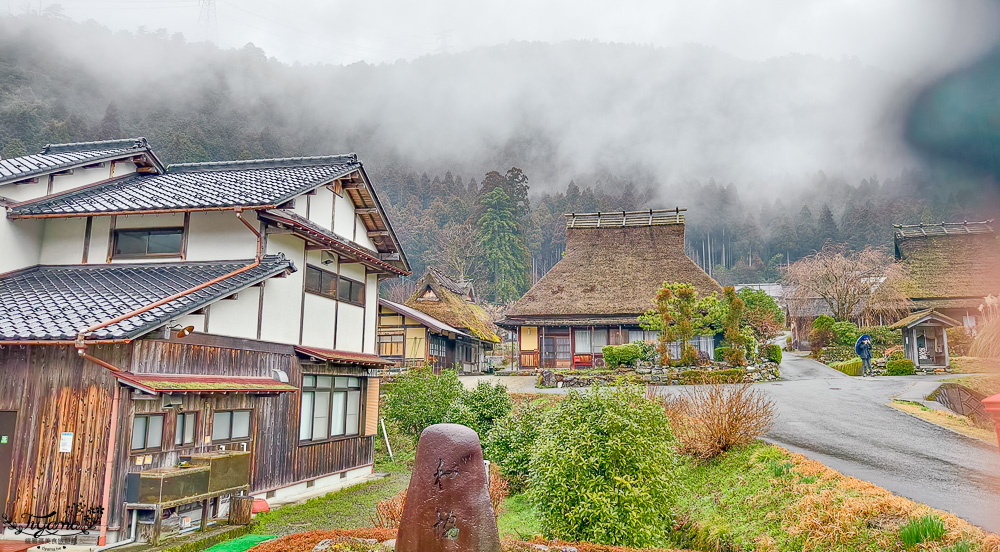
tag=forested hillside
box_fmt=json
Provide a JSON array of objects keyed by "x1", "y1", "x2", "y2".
[{"x1": 1, "y1": 13, "x2": 998, "y2": 299}]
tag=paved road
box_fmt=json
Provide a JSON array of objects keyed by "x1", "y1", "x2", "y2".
[{"x1": 461, "y1": 355, "x2": 1000, "y2": 532}]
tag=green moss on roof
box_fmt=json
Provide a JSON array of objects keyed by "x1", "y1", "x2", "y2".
[
  {"x1": 405, "y1": 271, "x2": 501, "y2": 343},
  {"x1": 141, "y1": 381, "x2": 296, "y2": 391}
]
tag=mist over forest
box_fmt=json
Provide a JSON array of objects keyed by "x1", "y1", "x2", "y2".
[{"x1": 2, "y1": 12, "x2": 998, "y2": 293}]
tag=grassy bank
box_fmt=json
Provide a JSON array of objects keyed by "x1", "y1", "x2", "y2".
[{"x1": 889, "y1": 400, "x2": 998, "y2": 446}]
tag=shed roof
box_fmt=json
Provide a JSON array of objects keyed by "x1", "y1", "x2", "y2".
[
  {"x1": 502, "y1": 214, "x2": 721, "y2": 325},
  {"x1": 0, "y1": 137, "x2": 163, "y2": 186},
  {"x1": 116, "y1": 373, "x2": 298, "y2": 394},
  {"x1": 405, "y1": 269, "x2": 500, "y2": 342},
  {"x1": 0, "y1": 256, "x2": 294, "y2": 342},
  {"x1": 894, "y1": 220, "x2": 1000, "y2": 305},
  {"x1": 889, "y1": 309, "x2": 961, "y2": 330},
  {"x1": 293, "y1": 345, "x2": 393, "y2": 366}
]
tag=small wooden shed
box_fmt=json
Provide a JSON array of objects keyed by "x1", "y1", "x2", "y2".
[{"x1": 890, "y1": 309, "x2": 960, "y2": 370}]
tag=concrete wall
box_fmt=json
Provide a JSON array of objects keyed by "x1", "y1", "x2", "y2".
[
  {"x1": 205, "y1": 286, "x2": 261, "y2": 340},
  {"x1": 0, "y1": 216, "x2": 43, "y2": 274},
  {"x1": 38, "y1": 218, "x2": 88, "y2": 265}
]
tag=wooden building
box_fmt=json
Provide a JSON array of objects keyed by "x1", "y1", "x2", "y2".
[
  {"x1": 376, "y1": 268, "x2": 499, "y2": 372},
  {"x1": 890, "y1": 309, "x2": 960, "y2": 370},
  {"x1": 0, "y1": 139, "x2": 409, "y2": 545},
  {"x1": 497, "y1": 210, "x2": 722, "y2": 369},
  {"x1": 894, "y1": 220, "x2": 1000, "y2": 335}
]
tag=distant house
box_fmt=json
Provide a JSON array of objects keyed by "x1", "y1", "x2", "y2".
[
  {"x1": 377, "y1": 268, "x2": 500, "y2": 372},
  {"x1": 894, "y1": 220, "x2": 1000, "y2": 335},
  {"x1": 0, "y1": 139, "x2": 409, "y2": 545},
  {"x1": 497, "y1": 209, "x2": 722, "y2": 369}
]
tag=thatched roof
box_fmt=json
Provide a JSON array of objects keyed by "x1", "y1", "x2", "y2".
[
  {"x1": 889, "y1": 309, "x2": 960, "y2": 330},
  {"x1": 502, "y1": 212, "x2": 721, "y2": 326},
  {"x1": 894, "y1": 220, "x2": 1000, "y2": 309},
  {"x1": 405, "y1": 268, "x2": 500, "y2": 343}
]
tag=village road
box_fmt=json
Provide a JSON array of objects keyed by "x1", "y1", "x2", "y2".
[{"x1": 462, "y1": 356, "x2": 1000, "y2": 532}]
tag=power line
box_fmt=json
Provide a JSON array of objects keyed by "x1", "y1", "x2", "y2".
[{"x1": 197, "y1": 0, "x2": 217, "y2": 43}]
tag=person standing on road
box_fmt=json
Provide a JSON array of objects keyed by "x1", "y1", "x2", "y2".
[{"x1": 856, "y1": 334, "x2": 874, "y2": 377}]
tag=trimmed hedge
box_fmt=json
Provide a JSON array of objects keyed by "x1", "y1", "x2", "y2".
[
  {"x1": 602, "y1": 343, "x2": 644, "y2": 368},
  {"x1": 761, "y1": 344, "x2": 782, "y2": 364},
  {"x1": 680, "y1": 368, "x2": 747, "y2": 384},
  {"x1": 831, "y1": 358, "x2": 863, "y2": 376},
  {"x1": 714, "y1": 346, "x2": 731, "y2": 362},
  {"x1": 886, "y1": 359, "x2": 915, "y2": 375}
]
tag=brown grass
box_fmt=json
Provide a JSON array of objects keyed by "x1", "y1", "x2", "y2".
[
  {"x1": 890, "y1": 401, "x2": 998, "y2": 445},
  {"x1": 368, "y1": 489, "x2": 406, "y2": 529},
  {"x1": 950, "y1": 356, "x2": 1000, "y2": 375},
  {"x1": 970, "y1": 318, "x2": 1000, "y2": 360},
  {"x1": 650, "y1": 382, "x2": 776, "y2": 460},
  {"x1": 489, "y1": 463, "x2": 509, "y2": 519}
]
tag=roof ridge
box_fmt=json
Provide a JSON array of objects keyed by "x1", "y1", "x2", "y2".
[
  {"x1": 42, "y1": 137, "x2": 149, "y2": 154},
  {"x1": 32, "y1": 254, "x2": 288, "y2": 272},
  {"x1": 168, "y1": 154, "x2": 358, "y2": 173}
]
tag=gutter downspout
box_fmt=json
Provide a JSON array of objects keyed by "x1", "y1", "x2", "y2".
[
  {"x1": 95, "y1": 509, "x2": 136, "y2": 551},
  {"x1": 81, "y1": 210, "x2": 264, "y2": 545}
]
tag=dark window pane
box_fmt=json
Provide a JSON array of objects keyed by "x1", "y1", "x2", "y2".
[
  {"x1": 338, "y1": 277, "x2": 352, "y2": 301},
  {"x1": 351, "y1": 281, "x2": 364, "y2": 304},
  {"x1": 305, "y1": 267, "x2": 322, "y2": 294},
  {"x1": 323, "y1": 273, "x2": 337, "y2": 296},
  {"x1": 115, "y1": 232, "x2": 147, "y2": 256},
  {"x1": 147, "y1": 230, "x2": 182, "y2": 254}
]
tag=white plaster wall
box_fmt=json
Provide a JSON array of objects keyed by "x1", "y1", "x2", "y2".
[
  {"x1": 302, "y1": 293, "x2": 337, "y2": 348},
  {"x1": 186, "y1": 211, "x2": 258, "y2": 261},
  {"x1": 260, "y1": 233, "x2": 305, "y2": 345},
  {"x1": 38, "y1": 218, "x2": 88, "y2": 265},
  {"x1": 339, "y1": 262, "x2": 365, "y2": 282},
  {"x1": 335, "y1": 303, "x2": 365, "y2": 353},
  {"x1": 87, "y1": 217, "x2": 112, "y2": 263},
  {"x1": 0, "y1": 179, "x2": 49, "y2": 202},
  {"x1": 115, "y1": 212, "x2": 185, "y2": 229},
  {"x1": 291, "y1": 196, "x2": 309, "y2": 220},
  {"x1": 109, "y1": 161, "x2": 137, "y2": 178},
  {"x1": 363, "y1": 274, "x2": 378, "y2": 353},
  {"x1": 206, "y1": 287, "x2": 260, "y2": 340},
  {"x1": 333, "y1": 193, "x2": 355, "y2": 240},
  {"x1": 0, "y1": 216, "x2": 42, "y2": 273},
  {"x1": 174, "y1": 312, "x2": 208, "y2": 333},
  {"x1": 354, "y1": 218, "x2": 376, "y2": 251},
  {"x1": 309, "y1": 187, "x2": 335, "y2": 232},
  {"x1": 50, "y1": 165, "x2": 113, "y2": 195}
]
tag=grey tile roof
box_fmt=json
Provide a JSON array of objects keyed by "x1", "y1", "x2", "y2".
[
  {"x1": 0, "y1": 255, "x2": 294, "y2": 341},
  {"x1": 8, "y1": 155, "x2": 361, "y2": 217},
  {"x1": 0, "y1": 138, "x2": 159, "y2": 186}
]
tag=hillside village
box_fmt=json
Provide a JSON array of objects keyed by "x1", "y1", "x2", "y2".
[{"x1": 0, "y1": 135, "x2": 997, "y2": 552}]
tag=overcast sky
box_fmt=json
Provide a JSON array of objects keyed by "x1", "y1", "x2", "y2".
[{"x1": 35, "y1": 0, "x2": 1000, "y2": 74}]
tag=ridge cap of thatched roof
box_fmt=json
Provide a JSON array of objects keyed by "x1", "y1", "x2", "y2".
[{"x1": 405, "y1": 269, "x2": 500, "y2": 342}]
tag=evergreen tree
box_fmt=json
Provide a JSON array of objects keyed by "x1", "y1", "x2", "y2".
[
  {"x1": 816, "y1": 204, "x2": 839, "y2": 246},
  {"x1": 97, "y1": 101, "x2": 121, "y2": 140},
  {"x1": 475, "y1": 187, "x2": 530, "y2": 303}
]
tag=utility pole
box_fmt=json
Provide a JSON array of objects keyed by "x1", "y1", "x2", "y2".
[{"x1": 198, "y1": 0, "x2": 218, "y2": 44}]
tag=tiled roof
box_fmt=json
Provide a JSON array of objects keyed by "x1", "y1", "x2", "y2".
[
  {"x1": 116, "y1": 373, "x2": 298, "y2": 394},
  {"x1": 294, "y1": 345, "x2": 393, "y2": 366},
  {"x1": 0, "y1": 256, "x2": 294, "y2": 341},
  {"x1": 8, "y1": 155, "x2": 361, "y2": 217},
  {"x1": 0, "y1": 138, "x2": 161, "y2": 186}
]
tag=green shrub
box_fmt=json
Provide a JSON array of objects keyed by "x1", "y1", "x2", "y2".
[
  {"x1": 861, "y1": 325, "x2": 902, "y2": 348},
  {"x1": 483, "y1": 406, "x2": 542, "y2": 493},
  {"x1": 635, "y1": 340, "x2": 658, "y2": 363},
  {"x1": 813, "y1": 315, "x2": 835, "y2": 331},
  {"x1": 886, "y1": 347, "x2": 905, "y2": 361},
  {"x1": 832, "y1": 321, "x2": 860, "y2": 346},
  {"x1": 602, "y1": 343, "x2": 644, "y2": 368},
  {"x1": 832, "y1": 358, "x2": 863, "y2": 376},
  {"x1": 530, "y1": 386, "x2": 678, "y2": 547},
  {"x1": 709, "y1": 369, "x2": 748, "y2": 383},
  {"x1": 809, "y1": 315, "x2": 835, "y2": 354},
  {"x1": 714, "y1": 346, "x2": 730, "y2": 362},
  {"x1": 942, "y1": 542, "x2": 972, "y2": 552},
  {"x1": 680, "y1": 369, "x2": 706, "y2": 384},
  {"x1": 886, "y1": 359, "x2": 916, "y2": 376},
  {"x1": 947, "y1": 326, "x2": 974, "y2": 356},
  {"x1": 445, "y1": 380, "x2": 512, "y2": 437},
  {"x1": 383, "y1": 366, "x2": 465, "y2": 439},
  {"x1": 898, "y1": 515, "x2": 945, "y2": 547},
  {"x1": 761, "y1": 344, "x2": 782, "y2": 364}
]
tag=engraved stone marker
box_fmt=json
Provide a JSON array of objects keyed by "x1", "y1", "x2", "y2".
[{"x1": 396, "y1": 423, "x2": 501, "y2": 552}]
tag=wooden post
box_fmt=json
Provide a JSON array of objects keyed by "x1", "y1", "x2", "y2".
[
  {"x1": 229, "y1": 495, "x2": 254, "y2": 525},
  {"x1": 201, "y1": 498, "x2": 210, "y2": 531}
]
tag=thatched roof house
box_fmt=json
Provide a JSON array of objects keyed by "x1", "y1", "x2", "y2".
[
  {"x1": 499, "y1": 209, "x2": 722, "y2": 369},
  {"x1": 894, "y1": 220, "x2": 1000, "y2": 331},
  {"x1": 406, "y1": 267, "x2": 500, "y2": 343}
]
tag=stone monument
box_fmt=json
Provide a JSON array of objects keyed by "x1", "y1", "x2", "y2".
[{"x1": 395, "y1": 423, "x2": 501, "y2": 552}]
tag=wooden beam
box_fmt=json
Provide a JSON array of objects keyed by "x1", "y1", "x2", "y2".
[
  {"x1": 265, "y1": 226, "x2": 294, "y2": 235},
  {"x1": 367, "y1": 231, "x2": 389, "y2": 238},
  {"x1": 355, "y1": 207, "x2": 378, "y2": 215},
  {"x1": 379, "y1": 252, "x2": 401, "y2": 261}
]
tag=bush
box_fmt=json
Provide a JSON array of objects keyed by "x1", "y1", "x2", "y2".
[
  {"x1": 370, "y1": 489, "x2": 406, "y2": 528},
  {"x1": 602, "y1": 343, "x2": 644, "y2": 368},
  {"x1": 832, "y1": 358, "x2": 863, "y2": 376},
  {"x1": 898, "y1": 515, "x2": 945, "y2": 547},
  {"x1": 679, "y1": 368, "x2": 746, "y2": 384},
  {"x1": 635, "y1": 340, "x2": 658, "y2": 363},
  {"x1": 832, "y1": 321, "x2": 860, "y2": 346},
  {"x1": 653, "y1": 381, "x2": 776, "y2": 460},
  {"x1": 809, "y1": 316, "x2": 835, "y2": 354},
  {"x1": 483, "y1": 406, "x2": 542, "y2": 493},
  {"x1": 530, "y1": 386, "x2": 678, "y2": 547},
  {"x1": 444, "y1": 380, "x2": 512, "y2": 437},
  {"x1": 761, "y1": 343, "x2": 782, "y2": 364},
  {"x1": 382, "y1": 366, "x2": 465, "y2": 439},
  {"x1": 714, "y1": 346, "x2": 731, "y2": 362},
  {"x1": 885, "y1": 345, "x2": 905, "y2": 361},
  {"x1": 947, "y1": 327, "x2": 974, "y2": 356},
  {"x1": 861, "y1": 325, "x2": 902, "y2": 348},
  {"x1": 886, "y1": 359, "x2": 915, "y2": 375},
  {"x1": 819, "y1": 345, "x2": 857, "y2": 363},
  {"x1": 813, "y1": 315, "x2": 835, "y2": 332}
]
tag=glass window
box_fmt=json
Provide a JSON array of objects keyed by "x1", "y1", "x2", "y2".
[
  {"x1": 629, "y1": 330, "x2": 646, "y2": 343},
  {"x1": 299, "y1": 374, "x2": 364, "y2": 442},
  {"x1": 379, "y1": 334, "x2": 404, "y2": 356},
  {"x1": 305, "y1": 265, "x2": 338, "y2": 299},
  {"x1": 113, "y1": 228, "x2": 184, "y2": 258},
  {"x1": 574, "y1": 330, "x2": 591, "y2": 354},
  {"x1": 175, "y1": 412, "x2": 197, "y2": 446},
  {"x1": 232, "y1": 411, "x2": 251, "y2": 439},
  {"x1": 131, "y1": 414, "x2": 164, "y2": 451},
  {"x1": 212, "y1": 412, "x2": 232, "y2": 441},
  {"x1": 337, "y1": 277, "x2": 365, "y2": 306},
  {"x1": 592, "y1": 329, "x2": 608, "y2": 353},
  {"x1": 212, "y1": 410, "x2": 252, "y2": 442}
]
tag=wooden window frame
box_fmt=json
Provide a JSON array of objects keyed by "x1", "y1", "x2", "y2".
[
  {"x1": 299, "y1": 374, "x2": 365, "y2": 445},
  {"x1": 211, "y1": 409, "x2": 253, "y2": 444},
  {"x1": 305, "y1": 264, "x2": 339, "y2": 300},
  {"x1": 174, "y1": 411, "x2": 198, "y2": 448},
  {"x1": 378, "y1": 333, "x2": 404, "y2": 357},
  {"x1": 130, "y1": 413, "x2": 165, "y2": 453},
  {"x1": 336, "y1": 275, "x2": 365, "y2": 307},
  {"x1": 111, "y1": 226, "x2": 186, "y2": 260}
]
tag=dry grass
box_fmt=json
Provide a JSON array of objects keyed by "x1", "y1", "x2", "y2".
[
  {"x1": 970, "y1": 318, "x2": 1000, "y2": 360},
  {"x1": 949, "y1": 356, "x2": 1000, "y2": 375},
  {"x1": 489, "y1": 463, "x2": 510, "y2": 519},
  {"x1": 651, "y1": 382, "x2": 776, "y2": 460},
  {"x1": 943, "y1": 375, "x2": 1000, "y2": 398},
  {"x1": 889, "y1": 401, "x2": 998, "y2": 445},
  {"x1": 368, "y1": 489, "x2": 406, "y2": 529}
]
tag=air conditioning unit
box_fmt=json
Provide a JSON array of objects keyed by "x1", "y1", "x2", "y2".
[{"x1": 161, "y1": 394, "x2": 183, "y2": 408}]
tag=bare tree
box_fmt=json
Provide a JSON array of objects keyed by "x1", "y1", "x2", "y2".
[
  {"x1": 383, "y1": 278, "x2": 418, "y2": 304},
  {"x1": 430, "y1": 222, "x2": 483, "y2": 283},
  {"x1": 783, "y1": 244, "x2": 910, "y2": 322}
]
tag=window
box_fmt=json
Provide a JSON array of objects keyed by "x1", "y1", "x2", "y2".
[
  {"x1": 574, "y1": 329, "x2": 591, "y2": 354},
  {"x1": 592, "y1": 329, "x2": 608, "y2": 354},
  {"x1": 429, "y1": 336, "x2": 446, "y2": 358},
  {"x1": 305, "y1": 265, "x2": 338, "y2": 299},
  {"x1": 337, "y1": 276, "x2": 365, "y2": 306},
  {"x1": 175, "y1": 412, "x2": 197, "y2": 447},
  {"x1": 212, "y1": 410, "x2": 251, "y2": 442},
  {"x1": 300, "y1": 375, "x2": 363, "y2": 442},
  {"x1": 131, "y1": 414, "x2": 164, "y2": 451},
  {"x1": 628, "y1": 330, "x2": 646, "y2": 343},
  {"x1": 378, "y1": 334, "x2": 404, "y2": 356},
  {"x1": 113, "y1": 228, "x2": 184, "y2": 258},
  {"x1": 463, "y1": 345, "x2": 473, "y2": 363}
]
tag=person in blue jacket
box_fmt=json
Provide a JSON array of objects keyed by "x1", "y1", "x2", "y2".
[{"x1": 856, "y1": 334, "x2": 873, "y2": 377}]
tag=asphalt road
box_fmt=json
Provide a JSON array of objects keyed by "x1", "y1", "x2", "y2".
[{"x1": 461, "y1": 355, "x2": 1000, "y2": 533}]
